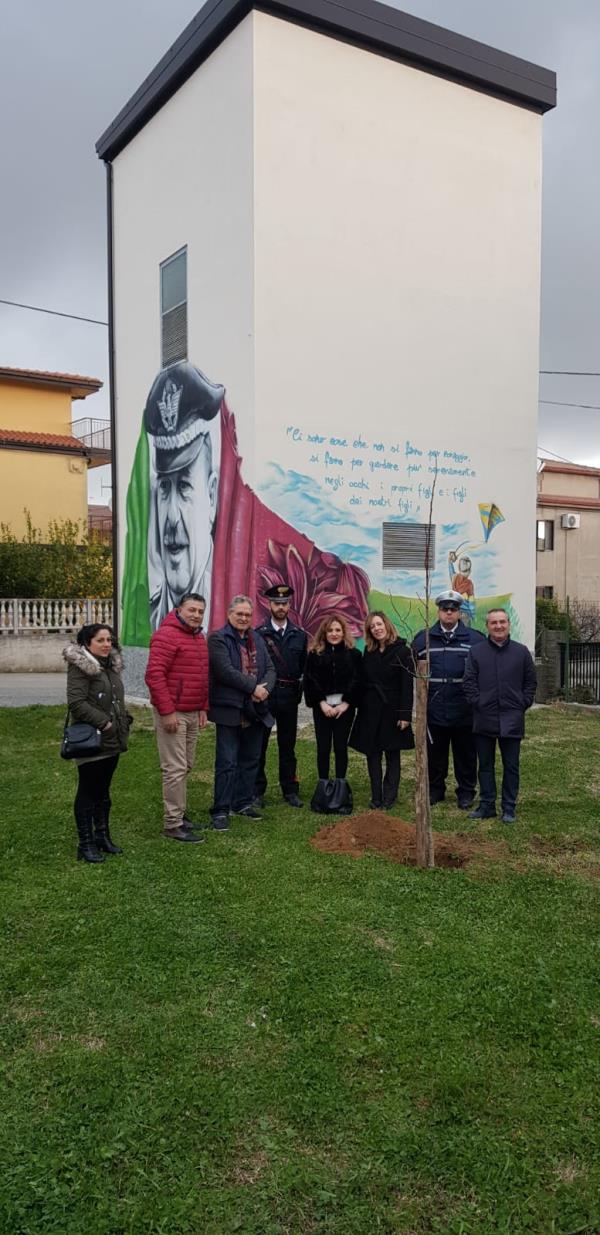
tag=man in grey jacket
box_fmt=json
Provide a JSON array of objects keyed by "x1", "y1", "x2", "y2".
[{"x1": 462, "y1": 609, "x2": 537, "y2": 823}]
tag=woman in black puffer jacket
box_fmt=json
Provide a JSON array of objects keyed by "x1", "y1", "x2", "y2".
[
  {"x1": 304, "y1": 614, "x2": 362, "y2": 780},
  {"x1": 63, "y1": 623, "x2": 130, "y2": 863}
]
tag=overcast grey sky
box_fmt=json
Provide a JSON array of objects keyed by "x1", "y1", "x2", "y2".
[{"x1": 1, "y1": 0, "x2": 598, "y2": 505}]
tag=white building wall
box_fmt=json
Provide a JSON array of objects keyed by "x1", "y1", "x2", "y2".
[
  {"x1": 110, "y1": 9, "x2": 545, "y2": 654},
  {"x1": 111, "y1": 15, "x2": 255, "y2": 585},
  {"x1": 252, "y1": 12, "x2": 542, "y2": 644}
]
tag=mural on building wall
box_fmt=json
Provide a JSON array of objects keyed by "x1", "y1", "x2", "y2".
[
  {"x1": 121, "y1": 362, "x2": 369, "y2": 645},
  {"x1": 121, "y1": 361, "x2": 513, "y2": 646},
  {"x1": 447, "y1": 503, "x2": 506, "y2": 620}
]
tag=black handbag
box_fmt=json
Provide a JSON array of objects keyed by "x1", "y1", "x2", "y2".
[
  {"x1": 60, "y1": 710, "x2": 103, "y2": 761},
  {"x1": 310, "y1": 778, "x2": 353, "y2": 815}
]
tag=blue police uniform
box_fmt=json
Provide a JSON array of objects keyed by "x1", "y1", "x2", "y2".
[{"x1": 412, "y1": 616, "x2": 485, "y2": 807}]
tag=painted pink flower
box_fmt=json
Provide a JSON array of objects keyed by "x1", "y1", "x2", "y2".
[{"x1": 257, "y1": 540, "x2": 370, "y2": 638}]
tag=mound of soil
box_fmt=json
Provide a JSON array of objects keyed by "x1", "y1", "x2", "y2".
[{"x1": 310, "y1": 811, "x2": 507, "y2": 869}]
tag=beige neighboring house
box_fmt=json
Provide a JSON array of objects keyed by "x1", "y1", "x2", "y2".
[
  {"x1": 0, "y1": 366, "x2": 107, "y2": 540},
  {"x1": 536, "y1": 461, "x2": 600, "y2": 605}
]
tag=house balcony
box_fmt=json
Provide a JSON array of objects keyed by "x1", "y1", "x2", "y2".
[{"x1": 72, "y1": 417, "x2": 111, "y2": 468}]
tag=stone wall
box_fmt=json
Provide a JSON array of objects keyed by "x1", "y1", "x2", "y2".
[{"x1": 0, "y1": 633, "x2": 70, "y2": 672}]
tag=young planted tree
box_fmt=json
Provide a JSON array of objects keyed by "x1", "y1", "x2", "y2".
[
  {"x1": 412, "y1": 472, "x2": 436, "y2": 868},
  {"x1": 390, "y1": 469, "x2": 437, "y2": 868}
]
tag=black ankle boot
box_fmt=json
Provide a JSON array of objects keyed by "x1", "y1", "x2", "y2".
[
  {"x1": 94, "y1": 799, "x2": 123, "y2": 855},
  {"x1": 75, "y1": 807, "x2": 105, "y2": 864}
]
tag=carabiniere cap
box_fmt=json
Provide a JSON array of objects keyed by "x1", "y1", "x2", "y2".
[
  {"x1": 144, "y1": 361, "x2": 224, "y2": 474},
  {"x1": 264, "y1": 584, "x2": 294, "y2": 600}
]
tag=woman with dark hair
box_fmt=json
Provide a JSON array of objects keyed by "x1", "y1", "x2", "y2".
[
  {"x1": 304, "y1": 613, "x2": 362, "y2": 784},
  {"x1": 63, "y1": 624, "x2": 130, "y2": 863},
  {"x1": 350, "y1": 611, "x2": 414, "y2": 810}
]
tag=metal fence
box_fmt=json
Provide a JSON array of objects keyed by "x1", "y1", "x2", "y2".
[
  {"x1": 0, "y1": 598, "x2": 113, "y2": 635},
  {"x1": 560, "y1": 641, "x2": 600, "y2": 702},
  {"x1": 72, "y1": 418, "x2": 111, "y2": 451}
]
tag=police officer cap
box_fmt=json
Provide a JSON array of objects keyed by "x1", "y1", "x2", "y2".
[
  {"x1": 435, "y1": 589, "x2": 463, "y2": 609},
  {"x1": 264, "y1": 584, "x2": 294, "y2": 600},
  {"x1": 144, "y1": 361, "x2": 224, "y2": 474}
]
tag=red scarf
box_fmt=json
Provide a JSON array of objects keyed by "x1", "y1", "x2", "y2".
[{"x1": 239, "y1": 629, "x2": 258, "y2": 678}]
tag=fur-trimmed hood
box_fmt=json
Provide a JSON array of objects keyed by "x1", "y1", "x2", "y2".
[{"x1": 63, "y1": 643, "x2": 124, "y2": 676}]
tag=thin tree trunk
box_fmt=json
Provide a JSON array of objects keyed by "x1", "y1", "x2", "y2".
[
  {"x1": 412, "y1": 467, "x2": 437, "y2": 868},
  {"x1": 414, "y1": 659, "x2": 434, "y2": 867}
]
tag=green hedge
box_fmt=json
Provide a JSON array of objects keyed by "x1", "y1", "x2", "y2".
[
  {"x1": 0, "y1": 513, "x2": 112, "y2": 598},
  {"x1": 535, "y1": 597, "x2": 579, "y2": 643}
]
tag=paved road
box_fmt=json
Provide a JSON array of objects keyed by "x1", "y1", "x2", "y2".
[
  {"x1": 0, "y1": 673, "x2": 67, "y2": 707},
  {"x1": 0, "y1": 676, "x2": 318, "y2": 724}
]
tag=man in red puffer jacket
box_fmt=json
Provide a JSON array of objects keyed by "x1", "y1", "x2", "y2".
[{"x1": 145, "y1": 593, "x2": 209, "y2": 843}]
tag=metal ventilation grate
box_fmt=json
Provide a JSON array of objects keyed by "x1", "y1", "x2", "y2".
[
  {"x1": 382, "y1": 522, "x2": 436, "y2": 570},
  {"x1": 161, "y1": 302, "x2": 188, "y2": 367}
]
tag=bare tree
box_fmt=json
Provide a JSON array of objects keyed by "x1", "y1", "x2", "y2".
[
  {"x1": 389, "y1": 468, "x2": 437, "y2": 868},
  {"x1": 569, "y1": 599, "x2": 600, "y2": 643},
  {"x1": 412, "y1": 472, "x2": 436, "y2": 868}
]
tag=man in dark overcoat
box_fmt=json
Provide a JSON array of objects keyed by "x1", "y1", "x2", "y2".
[
  {"x1": 207, "y1": 596, "x2": 276, "y2": 829},
  {"x1": 254, "y1": 584, "x2": 308, "y2": 808},
  {"x1": 462, "y1": 608, "x2": 537, "y2": 823},
  {"x1": 412, "y1": 590, "x2": 485, "y2": 809}
]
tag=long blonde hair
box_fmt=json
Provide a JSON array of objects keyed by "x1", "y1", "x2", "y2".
[
  {"x1": 310, "y1": 613, "x2": 354, "y2": 654},
  {"x1": 364, "y1": 610, "x2": 398, "y2": 652}
]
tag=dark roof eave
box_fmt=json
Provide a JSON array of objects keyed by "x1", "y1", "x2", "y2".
[
  {"x1": 0, "y1": 440, "x2": 89, "y2": 458},
  {"x1": 96, "y1": 0, "x2": 556, "y2": 162},
  {"x1": 537, "y1": 495, "x2": 600, "y2": 510},
  {"x1": 0, "y1": 367, "x2": 103, "y2": 399}
]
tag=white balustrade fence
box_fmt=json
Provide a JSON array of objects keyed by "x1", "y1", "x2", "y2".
[{"x1": 0, "y1": 598, "x2": 114, "y2": 634}]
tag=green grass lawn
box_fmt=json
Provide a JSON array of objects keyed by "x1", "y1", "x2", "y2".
[{"x1": 1, "y1": 704, "x2": 599, "y2": 1235}]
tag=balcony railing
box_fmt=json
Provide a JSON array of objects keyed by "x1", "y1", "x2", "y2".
[
  {"x1": 72, "y1": 418, "x2": 111, "y2": 451},
  {"x1": 0, "y1": 598, "x2": 114, "y2": 634}
]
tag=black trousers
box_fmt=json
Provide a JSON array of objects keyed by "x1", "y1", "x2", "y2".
[
  {"x1": 256, "y1": 687, "x2": 300, "y2": 798},
  {"x1": 367, "y1": 750, "x2": 400, "y2": 807},
  {"x1": 476, "y1": 735, "x2": 521, "y2": 813},
  {"x1": 313, "y1": 707, "x2": 355, "y2": 779},
  {"x1": 427, "y1": 724, "x2": 477, "y2": 804},
  {"x1": 74, "y1": 755, "x2": 120, "y2": 816}
]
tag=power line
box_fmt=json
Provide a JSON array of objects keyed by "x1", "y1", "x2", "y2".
[
  {"x1": 538, "y1": 446, "x2": 581, "y2": 464},
  {"x1": 0, "y1": 299, "x2": 599, "y2": 371},
  {"x1": 539, "y1": 398, "x2": 600, "y2": 410},
  {"x1": 0, "y1": 298, "x2": 108, "y2": 327},
  {"x1": 2, "y1": 297, "x2": 600, "y2": 382}
]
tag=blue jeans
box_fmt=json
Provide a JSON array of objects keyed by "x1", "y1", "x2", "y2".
[
  {"x1": 476, "y1": 735, "x2": 521, "y2": 813},
  {"x1": 211, "y1": 722, "x2": 264, "y2": 817}
]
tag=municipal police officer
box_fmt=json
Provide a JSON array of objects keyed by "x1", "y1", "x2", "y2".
[
  {"x1": 254, "y1": 585, "x2": 308, "y2": 807},
  {"x1": 412, "y1": 590, "x2": 485, "y2": 809}
]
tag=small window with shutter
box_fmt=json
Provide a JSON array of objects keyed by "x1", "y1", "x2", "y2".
[
  {"x1": 382, "y1": 522, "x2": 436, "y2": 570},
  {"x1": 160, "y1": 248, "x2": 187, "y2": 366}
]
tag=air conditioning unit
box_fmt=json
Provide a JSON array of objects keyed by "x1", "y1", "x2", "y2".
[{"x1": 561, "y1": 512, "x2": 580, "y2": 529}]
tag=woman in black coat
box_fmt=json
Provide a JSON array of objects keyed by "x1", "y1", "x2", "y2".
[
  {"x1": 304, "y1": 614, "x2": 362, "y2": 780},
  {"x1": 63, "y1": 623, "x2": 130, "y2": 863},
  {"x1": 350, "y1": 611, "x2": 414, "y2": 809}
]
